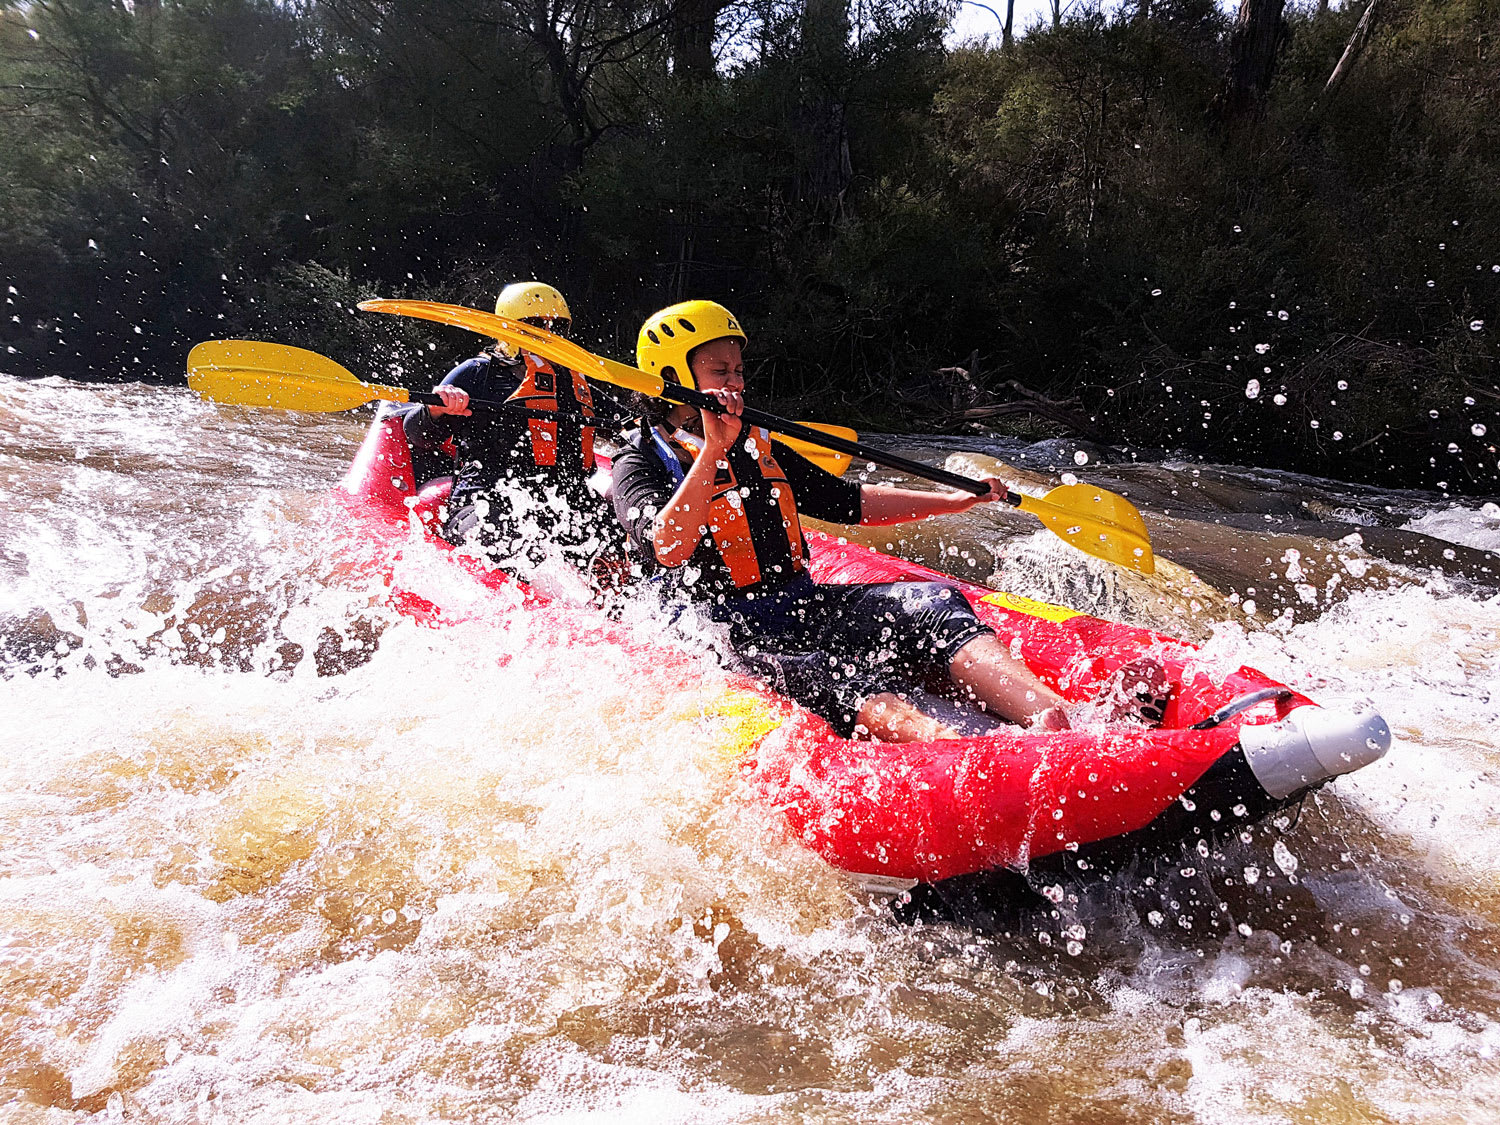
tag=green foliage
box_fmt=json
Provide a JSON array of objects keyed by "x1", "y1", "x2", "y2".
[{"x1": 1, "y1": 0, "x2": 1495, "y2": 489}]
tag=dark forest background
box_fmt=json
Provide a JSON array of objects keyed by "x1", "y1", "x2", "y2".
[{"x1": 2, "y1": 0, "x2": 1496, "y2": 491}]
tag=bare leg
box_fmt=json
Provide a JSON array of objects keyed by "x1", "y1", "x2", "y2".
[
  {"x1": 948, "y1": 633, "x2": 1070, "y2": 729},
  {"x1": 855, "y1": 692, "x2": 962, "y2": 743}
]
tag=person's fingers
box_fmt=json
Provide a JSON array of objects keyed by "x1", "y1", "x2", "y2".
[
  {"x1": 432, "y1": 386, "x2": 471, "y2": 416},
  {"x1": 704, "y1": 387, "x2": 743, "y2": 415}
]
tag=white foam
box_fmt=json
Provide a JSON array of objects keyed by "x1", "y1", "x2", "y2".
[{"x1": 1402, "y1": 502, "x2": 1500, "y2": 554}]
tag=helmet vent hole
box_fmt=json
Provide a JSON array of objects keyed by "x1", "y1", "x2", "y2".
[
  {"x1": 647, "y1": 330, "x2": 660, "y2": 345},
  {"x1": 677, "y1": 318, "x2": 696, "y2": 332},
  {"x1": 660, "y1": 323, "x2": 675, "y2": 337}
]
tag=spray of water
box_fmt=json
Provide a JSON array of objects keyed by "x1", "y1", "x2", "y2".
[{"x1": 2, "y1": 375, "x2": 1497, "y2": 1121}]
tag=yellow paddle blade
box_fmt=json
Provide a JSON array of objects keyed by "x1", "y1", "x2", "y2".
[
  {"x1": 356, "y1": 299, "x2": 669, "y2": 399},
  {"x1": 1016, "y1": 482, "x2": 1155, "y2": 574},
  {"x1": 186, "y1": 340, "x2": 411, "y2": 413},
  {"x1": 774, "y1": 423, "x2": 857, "y2": 475},
  {"x1": 595, "y1": 354, "x2": 674, "y2": 398}
]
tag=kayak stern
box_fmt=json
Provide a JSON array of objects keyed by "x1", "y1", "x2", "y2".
[{"x1": 1240, "y1": 705, "x2": 1392, "y2": 799}]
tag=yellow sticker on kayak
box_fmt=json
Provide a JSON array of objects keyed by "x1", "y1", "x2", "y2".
[
  {"x1": 697, "y1": 690, "x2": 785, "y2": 764},
  {"x1": 981, "y1": 591, "x2": 1082, "y2": 624}
]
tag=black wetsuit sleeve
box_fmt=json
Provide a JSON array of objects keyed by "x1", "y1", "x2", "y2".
[
  {"x1": 610, "y1": 444, "x2": 677, "y2": 558},
  {"x1": 773, "y1": 441, "x2": 863, "y2": 525},
  {"x1": 402, "y1": 357, "x2": 503, "y2": 451}
]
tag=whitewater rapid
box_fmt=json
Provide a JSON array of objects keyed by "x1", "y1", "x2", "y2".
[{"x1": 2, "y1": 374, "x2": 1497, "y2": 1122}]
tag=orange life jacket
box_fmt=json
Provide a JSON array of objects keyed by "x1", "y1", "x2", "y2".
[
  {"x1": 667, "y1": 426, "x2": 806, "y2": 590},
  {"x1": 506, "y1": 352, "x2": 596, "y2": 471}
]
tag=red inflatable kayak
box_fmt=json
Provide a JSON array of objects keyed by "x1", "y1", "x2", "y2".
[{"x1": 337, "y1": 415, "x2": 1391, "y2": 891}]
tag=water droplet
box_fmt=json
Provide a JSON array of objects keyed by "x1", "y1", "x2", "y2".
[
  {"x1": 1474, "y1": 423, "x2": 1488, "y2": 437},
  {"x1": 1073, "y1": 450, "x2": 1089, "y2": 466},
  {"x1": 1151, "y1": 288, "x2": 1162, "y2": 297},
  {"x1": 1471, "y1": 320, "x2": 1485, "y2": 332},
  {"x1": 1272, "y1": 394, "x2": 1286, "y2": 406},
  {"x1": 1277, "y1": 310, "x2": 1289, "y2": 320},
  {"x1": 1255, "y1": 343, "x2": 1270, "y2": 354},
  {"x1": 1245, "y1": 379, "x2": 1261, "y2": 399},
  {"x1": 1273, "y1": 839, "x2": 1299, "y2": 877}
]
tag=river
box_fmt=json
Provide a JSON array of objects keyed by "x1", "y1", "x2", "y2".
[{"x1": 2, "y1": 373, "x2": 1498, "y2": 1122}]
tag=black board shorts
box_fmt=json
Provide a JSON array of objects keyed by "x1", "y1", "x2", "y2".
[{"x1": 704, "y1": 573, "x2": 993, "y2": 735}]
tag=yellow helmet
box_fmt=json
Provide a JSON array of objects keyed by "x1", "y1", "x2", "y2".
[
  {"x1": 636, "y1": 300, "x2": 746, "y2": 390},
  {"x1": 494, "y1": 281, "x2": 571, "y2": 331}
]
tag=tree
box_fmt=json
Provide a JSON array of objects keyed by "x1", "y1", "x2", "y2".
[
  {"x1": 1312, "y1": 0, "x2": 1384, "y2": 112},
  {"x1": 797, "y1": 0, "x2": 852, "y2": 222},
  {"x1": 1220, "y1": 0, "x2": 1287, "y2": 119},
  {"x1": 670, "y1": 0, "x2": 731, "y2": 78}
]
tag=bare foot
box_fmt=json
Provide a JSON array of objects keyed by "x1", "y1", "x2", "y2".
[{"x1": 1030, "y1": 705, "x2": 1071, "y2": 731}]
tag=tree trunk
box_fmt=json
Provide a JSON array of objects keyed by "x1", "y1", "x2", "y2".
[
  {"x1": 1315, "y1": 0, "x2": 1384, "y2": 110},
  {"x1": 671, "y1": 0, "x2": 728, "y2": 81},
  {"x1": 1003, "y1": 0, "x2": 1014, "y2": 49},
  {"x1": 1221, "y1": 0, "x2": 1288, "y2": 120},
  {"x1": 799, "y1": 0, "x2": 852, "y2": 225}
]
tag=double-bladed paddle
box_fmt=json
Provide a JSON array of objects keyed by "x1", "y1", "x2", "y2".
[
  {"x1": 185, "y1": 338, "x2": 855, "y2": 471},
  {"x1": 356, "y1": 299, "x2": 1156, "y2": 574}
]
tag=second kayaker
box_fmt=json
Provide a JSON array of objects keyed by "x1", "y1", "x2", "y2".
[
  {"x1": 611, "y1": 299, "x2": 1076, "y2": 742},
  {"x1": 403, "y1": 281, "x2": 626, "y2": 580}
]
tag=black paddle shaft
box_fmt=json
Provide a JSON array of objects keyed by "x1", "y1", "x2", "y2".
[
  {"x1": 414, "y1": 384, "x2": 1007, "y2": 503},
  {"x1": 409, "y1": 391, "x2": 610, "y2": 427},
  {"x1": 660, "y1": 382, "x2": 997, "y2": 500}
]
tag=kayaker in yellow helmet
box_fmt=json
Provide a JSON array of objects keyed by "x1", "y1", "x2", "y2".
[
  {"x1": 610, "y1": 300, "x2": 1075, "y2": 741},
  {"x1": 404, "y1": 281, "x2": 625, "y2": 578}
]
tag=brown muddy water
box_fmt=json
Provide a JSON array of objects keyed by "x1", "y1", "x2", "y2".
[{"x1": 2, "y1": 374, "x2": 1499, "y2": 1123}]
